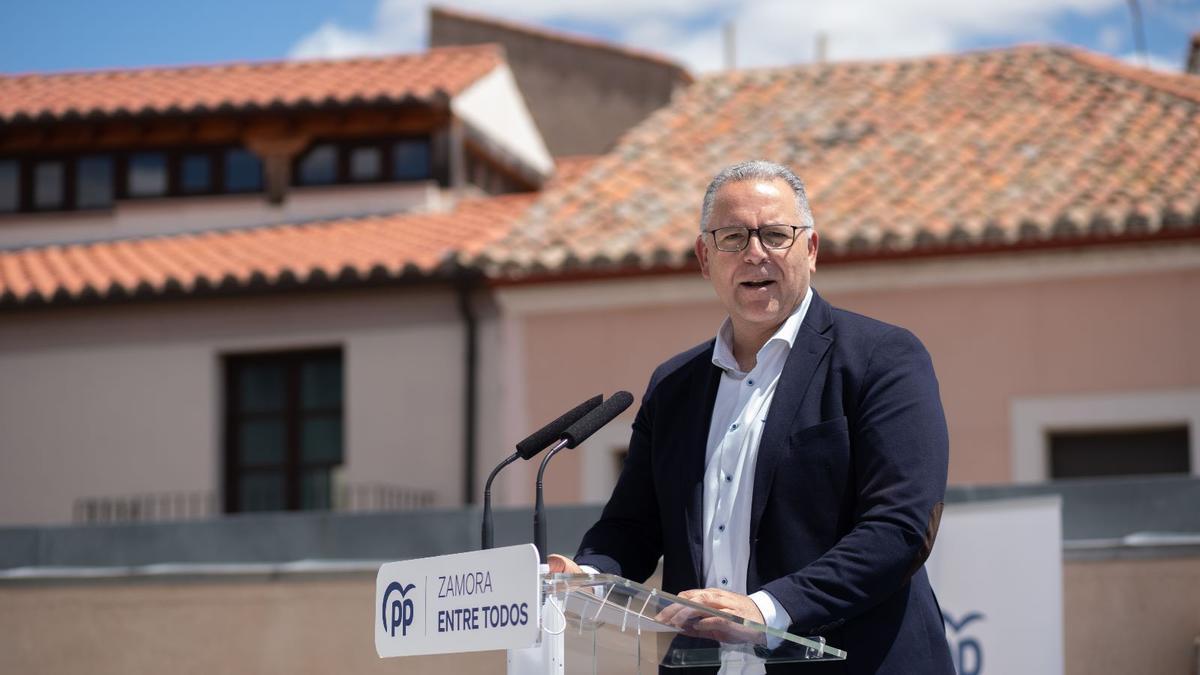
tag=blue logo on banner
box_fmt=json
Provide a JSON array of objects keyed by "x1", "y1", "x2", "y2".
[
  {"x1": 382, "y1": 582, "x2": 417, "y2": 637},
  {"x1": 944, "y1": 611, "x2": 985, "y2": 675}
]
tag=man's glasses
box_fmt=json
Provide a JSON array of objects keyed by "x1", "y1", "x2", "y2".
[{"x1": 705, "y1": 225, "x2": 811, "y2": 252}]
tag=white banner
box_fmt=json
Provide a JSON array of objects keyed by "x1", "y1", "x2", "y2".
[
  {"x1": 375, "y1": 543, "x2": 542, "y2": 658},
  {"x1": 925, "y1": 496, "x2": 1063, "y2": 675}
]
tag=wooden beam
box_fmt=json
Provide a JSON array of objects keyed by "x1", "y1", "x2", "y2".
[
  {"x1": 140, "y1": 120, "x2": 194, "y2": 145},
  {"x1": 0, "y1": 105, "x2": 451, "y2": 155},
  {"x1": 95, "y1": 122, "x2": 146, "y2": 147},
  {"x1": 194, "y1": 117, "x2": 243, "y2": 143},
  {"x1": 0, "y1": 128, "x2": 48, "y2": 153},
  {"x1": 243, "y1": 132, "x2": 310, "y2": 205}
]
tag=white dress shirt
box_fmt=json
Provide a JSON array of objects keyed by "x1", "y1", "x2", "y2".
[{"x1": 705, "y1": 287, "x2": 813, "y2": 634}]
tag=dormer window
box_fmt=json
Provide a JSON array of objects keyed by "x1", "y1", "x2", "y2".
[
  {"x1": 127, "y1": 152, "x2": 168, "y2": 198},
  {"x1": 0, "y1": 133, "x2": 438, "y2": 215},
  {"x1": 288, "y1": 137, "x2": 433, "y2": 188},
  {"x1": 298, "y1": 144, "x2": 338, "y2": 185},
  {"x1": 224, "y1": 148, "x2": 263, "y2": 193},
  {"x1": 0, "y1": 160, "x2": 17, "y2": 213},
  {"x1": 349, "y1": 146, "x2": 382, "y2": 182},
  {"x1": 393, "y1": 139, "x2": 431, "y2": 180},
  {"x1": 33, "y1": 161, "x2": 64, "y2": 210},
  {"x1": 181, "y1": 153, "x2": 213, "y2": 194},
  {"x1": 76, "y1": 156, "x2": 114, "y2": 209}
]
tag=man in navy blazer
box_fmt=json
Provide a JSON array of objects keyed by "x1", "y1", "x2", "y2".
[{"x1": 550, "y1": 161, "x2": 954, "y2": 673}]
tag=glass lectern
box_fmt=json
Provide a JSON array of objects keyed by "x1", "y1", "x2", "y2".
[{"x1": 509, "y1": 572, "x2": 846, "y2": 673}]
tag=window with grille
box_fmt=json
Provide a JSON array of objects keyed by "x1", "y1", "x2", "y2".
[
  {"x1": 224, "y1": 349, "x2": 344, "y2": 513},
  {"x1": 1048, "y1": 426, "x2": 1189, "y2": 479}
]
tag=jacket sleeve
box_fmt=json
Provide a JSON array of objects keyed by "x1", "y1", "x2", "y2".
[
  {"x1": 760, "y1": 326, "x2": 948, "y2": 634},
  {"x1": 574, "y1": 379, "x2": 665, "y2": 584}
]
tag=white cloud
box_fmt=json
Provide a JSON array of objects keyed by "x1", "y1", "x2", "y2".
[
  {"x1": 288, "y1": 0, "x2": 1130, "y2": 70},
  {"x1": 1098, "y1": 24, "x2": 1124, "y2": 52},
  {"x1": 287, "y1": 0, "x2": 732, "y2": 60},
  {"x1": 1119, "y1": 50, "x2": 1184, "y2": 73},
  {"x1": 289, "y1": 1, "x2": 427, "y2": 59},
  {"x1": 705, "y1": 0, "x2": 1124, "y2": 68}
]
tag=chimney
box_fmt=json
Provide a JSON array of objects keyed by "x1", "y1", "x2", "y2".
[
  {"x1": 723, "y1": 20, "x2": 736, "y2": 70},
  {"x1": 1188, "y1": 32, "x2": 1200, "y2": 75}
]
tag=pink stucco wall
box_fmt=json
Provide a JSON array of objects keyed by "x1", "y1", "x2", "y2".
[{"x1": 517, "y1": 257, "x2": 1200, "y2": 502}]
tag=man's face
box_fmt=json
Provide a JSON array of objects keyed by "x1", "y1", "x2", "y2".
[{"x1": 695, "y1": 178, "x2": 818, "y2": 338}]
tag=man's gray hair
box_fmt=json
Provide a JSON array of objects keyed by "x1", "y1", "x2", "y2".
[{"x1": 699, "y1": 160, "x2": 815, "y2": 232}]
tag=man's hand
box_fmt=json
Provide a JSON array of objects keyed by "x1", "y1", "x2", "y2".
[
  {"x1": 547, "y1": 554, "x2": 583, "y2": 574},
  {"x1": 655, "y1": 588, "x2": 767, "y2": 645},
  {"x1": 679, "y1": 588, "x2": 766, "y2": 625}
]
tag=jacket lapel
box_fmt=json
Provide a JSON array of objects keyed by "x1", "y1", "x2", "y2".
[
  {"x1": 682, "y1": 344, "x2": 723, "y2": 588},
  {"x1": 749, "y1": 292, "x2": 834, "y2": 543}
]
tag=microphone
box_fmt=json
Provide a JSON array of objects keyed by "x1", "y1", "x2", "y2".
[
  {"x1": 481, "y1": 394, "x2": 602, "y2": 549},
  {"x1": 535, "y1": 391, "x2": 634, "y2": 564}
]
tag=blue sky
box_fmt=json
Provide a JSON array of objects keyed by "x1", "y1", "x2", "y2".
[{"x1": 1, "y1": 0, "x2": 1196, "y2": 75}]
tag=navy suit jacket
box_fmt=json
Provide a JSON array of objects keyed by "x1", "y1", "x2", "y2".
[{"x1": 576, "y1": 291, "x2": 955, "y2": 674}]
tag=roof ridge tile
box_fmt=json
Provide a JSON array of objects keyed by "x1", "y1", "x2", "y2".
[{"x1": 0, "y1": 45, "x2": 502, "y2": 123}]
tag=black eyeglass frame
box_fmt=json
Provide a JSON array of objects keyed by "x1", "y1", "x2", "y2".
[{"x1": 704, "y1": 224, "x2": 813, "y2": 252}]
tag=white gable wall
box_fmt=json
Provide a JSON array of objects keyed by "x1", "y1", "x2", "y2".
[{"x1": 453, "y1": 63, "x2": 554, "y2": 181}]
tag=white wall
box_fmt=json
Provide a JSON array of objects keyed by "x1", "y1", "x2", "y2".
[
  {"x1": 0, "y1": 287, "x2": 470, "y2": 526},
  {"x1": 453, "y1": 64, "x2": 553, "y2": 180},
  {"x1": 0, "y1": 182, "x2": 441, "y2": 249}
]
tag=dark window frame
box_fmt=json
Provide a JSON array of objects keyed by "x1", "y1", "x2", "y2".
[
  {"x1": 74, "y1": 154, "x2": 116, "y2": 210},
  {"x1": 179, "y1": 151, "x2": 216, "y2": 195},
  {"x1": 0, "y1": 131, "x2": 439, "y2": 214},
  {"x1": 223, "y1": 347, "x2": 344, "y2": 514},
  {"x1": 390, "y1": 136, "x2": 433, "y2": 182},
  {"x1": 289, "y1": 135, "x2": 433, "y2": 188},
  {"x1": 1048, "y1": 425, "x2": 1191, "y2": 479},
  {"x1": 0, "y1": 144, "x2": 263, "y2": 214},
  {"x1": 0, "y1": 158, "x2": 19, "y2": 213},
  {"x1": 295, "y1": 142, "x2": 341, "y2": 186},
  {"x1": 222, "y1": 147, "x2": 265, "y2": 194},
  {"x1": 126, "y1": 151, "x2": 170, "y2": 199},
  {"x1": 31, "y1": 157, "x2": 70, "y2": 211},
  {"x1": 347, "y1": 144, "x2": 384, "y2": 183}
]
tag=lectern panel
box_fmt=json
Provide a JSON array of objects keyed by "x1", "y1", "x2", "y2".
[{"x1": 548, "y1": 573, "x2": 846, "y2": 671}]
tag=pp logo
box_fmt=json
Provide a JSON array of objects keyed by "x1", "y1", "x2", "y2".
[
  {"x1": 943, "y1": 611, "x2": 985, "y2": 675},
  {"x1": 382, "y1": 582, "x2": 416, "y2": 637}
]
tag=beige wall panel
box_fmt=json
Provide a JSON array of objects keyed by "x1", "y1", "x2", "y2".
[
  {"x1": 0, "y1": 288, "x2": 467, "y2": 525},
  {"x1": 0, "y1": 577, "x2": 502, "y2": 675},
  {"x1": 1063, "y1": 556, "x2": 1200, "y2": 675},
  {"x1": 1, "y1": 555, "x2": 1196, "y2": 674}
]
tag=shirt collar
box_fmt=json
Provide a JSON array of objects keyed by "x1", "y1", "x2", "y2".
[{"x1": 711, "y1": 286, "x2": 814, "y2": 375}]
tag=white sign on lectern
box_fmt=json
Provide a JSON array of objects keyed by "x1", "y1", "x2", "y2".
[{"x1": 375, "y1": 543, "x2": 542, "y2": 658}]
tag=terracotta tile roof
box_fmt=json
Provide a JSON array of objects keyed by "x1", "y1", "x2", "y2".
[
  {"x1": 0, "y1": 193, "x2": 533, "y2": 307},
  {"x1": 477, "y1": 46, "x2": 1200, "y2": 276},
  {"x1": 0, "y1": 45, "x2": 503, "y2": 124},
  {"x1": 430, "y1": 5, "x2": 692, "y2": 82},
  {"x1": 548, "y1": 155, "x2": 601, "y2": 186}
]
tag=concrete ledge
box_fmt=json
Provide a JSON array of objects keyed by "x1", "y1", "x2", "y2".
[{"x1": 2, "y1": 476, "x2": 1197, "y2": 573}]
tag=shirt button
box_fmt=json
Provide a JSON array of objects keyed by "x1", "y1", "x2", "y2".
[
  {"x1": 729, "y1": 423, "x2": 738, "y2": 431},
  {"x1": 747, "y1": 379, "x2": 755, "y2": 386},
  {"x1": 725, "y1": 475, "x2": 733, "y2": 483},
  {"x1": 721, "y1": 578, "x2": 728, "y2": 586},
  {"x1": 718, "y1": 524, "x2": 725, "y2": 532}
]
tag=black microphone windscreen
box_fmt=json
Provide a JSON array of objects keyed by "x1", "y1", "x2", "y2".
[
  {"x1": 515, "y1": 394, "x2": 603, "y2": 460},
  {"x1": 562, "y1": 390, "x2": 634, "y2": 448}
]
